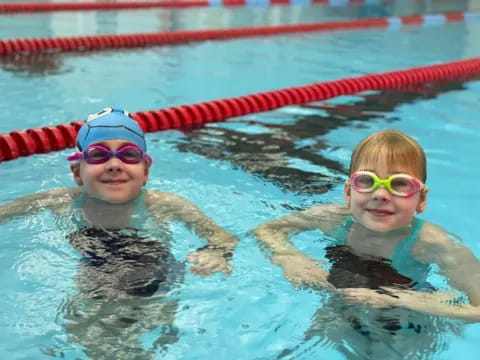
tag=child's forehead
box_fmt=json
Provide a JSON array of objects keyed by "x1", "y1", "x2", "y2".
[
  {"x1": 90, "y1": 139, "x2": 136, "y2": 148},
  {"x1": 355, "y1": 157, "x2": 418, "y2": 176}
]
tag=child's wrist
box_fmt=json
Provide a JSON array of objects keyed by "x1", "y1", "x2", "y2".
[{"x1": 196, "y1": 244, "x2": 233, "y2": 260}]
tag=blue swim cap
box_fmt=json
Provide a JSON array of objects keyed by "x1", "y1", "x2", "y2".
[{"x1": 76, "y1": 108, "x2": 147, "y2": 151}]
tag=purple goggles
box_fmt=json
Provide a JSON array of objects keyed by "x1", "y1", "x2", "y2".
[{"x1": 67, "y1": 144, "x2": 152, "y2": 165}]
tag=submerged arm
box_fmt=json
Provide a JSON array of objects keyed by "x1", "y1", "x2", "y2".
[
  {"x1": 412, "y1": 223, "x2": 480, "y2": 321},
  {"x1": 255, "y1": 204, "x2": 347, "y2": 254},
  {"x1": 344, "y1": 224, "x2": 480, "y2": 322},
  {"x1": 341, "y1": 286, "x2": 480, "y2": 323},
  {"x1": 147, "y1": 191, "x2": 239, "y2": 276},
  {"x1": 0, "y1": 188, "x2": 78, "y2": 224},
  {"x1": 254, "y1": 204, "x2": 346, "y2": 289}
]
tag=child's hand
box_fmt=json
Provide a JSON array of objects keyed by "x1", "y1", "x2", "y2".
[
  {"x1": 272, "y1": 252, "x2": 333, "y2": 290},
  {"x1": 187, "y1": 247, "x2": 232, "y2": 277}
]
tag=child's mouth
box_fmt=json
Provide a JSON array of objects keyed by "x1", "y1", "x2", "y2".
[
  {"x1": 367, "y1": 209, "x2": 394, "y2": 217},
  {"x1": 102, "y1": 180, "x2": 127, "y2": 185}
]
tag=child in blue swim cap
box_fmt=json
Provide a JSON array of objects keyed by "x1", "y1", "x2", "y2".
[
  {"x1": 0, "y1": 107, "x2": 238, "y2": 358},
  {"x1": 67, "y1": 108, "x2": 153, "y2": 205},
  {"x1": 76, "y1": 107, "x2": 148, "y2": 152},
  {"x1": 1, "y1": 107, "x2": 238, "y2": 275}
]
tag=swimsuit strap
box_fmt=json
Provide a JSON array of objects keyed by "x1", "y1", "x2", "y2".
[
  {"x1": 391, "y1": 217, "x2": 431, "y2": 290},
  {"x1": 328, "y1": 214, "x2": 354, "y2": 246},
  {"x1": 70, "y1": 192, "x2": 88, "y2": 228},
  {"x1": 392, "y1": 217, "x2": 423, "y2": 261},
  {"x1": 128, "y1": 189, "x2": 148, "y2": 229}
]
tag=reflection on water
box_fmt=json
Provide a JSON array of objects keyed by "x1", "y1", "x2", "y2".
[
  {"x1": 0, "y1": 54, "x2": 67, "y2": 76},
  {"x1": 176, "y1": 79, "x2": 472, "y2": 195},
  {"x1": 296, "y1": 298, "x2": 464, "y2": 360}
]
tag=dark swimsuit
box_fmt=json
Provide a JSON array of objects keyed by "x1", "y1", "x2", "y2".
[
  {"x1": 326, "y1": 215, "x2": 431, "y2": 291},
  {"x1": 68, "y1": 227, "x2": 174, "y2": 297},
  {"x1": 68, "y1": 191, "x2": 183, "y2": 298},
  {"x1": 325, "y1": 215, "x2": 433, "y2": 335}
]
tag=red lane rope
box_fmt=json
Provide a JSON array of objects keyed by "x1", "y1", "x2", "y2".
[
  {"x1": 0, "y1": 0, "x2": 388, "y2": 13},
  {"x1": 1, "y1": 11, "x2": 478, "y2": 57},
  {"x1": 0, "y1": 0, "x2": 210, "y2": 13},
  {"x1": 1, "y1": 57, "x2": 479, "y2": 163}
]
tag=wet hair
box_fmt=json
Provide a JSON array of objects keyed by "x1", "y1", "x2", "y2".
[{"x1": 349, "y1": 130, "x2": 427, "y2": 183}]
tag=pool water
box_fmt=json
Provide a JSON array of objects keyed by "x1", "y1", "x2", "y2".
[{"x1": 1, "y1": 0, "x2": 480, "y2": 359}]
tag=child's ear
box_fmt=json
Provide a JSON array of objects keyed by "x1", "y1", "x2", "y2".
[
  {"x1": 143, "y1": 162, "x2": 151, "y2": 186},
  {"x1": 344, "y1": 181, "x2": 351, "y2": 208},
  {"x1": 70, "y1": 163, "x2": 83, "y2": 186},
  {"x1": 416, "y1": 186, "x2": 428, "y2": 213}
]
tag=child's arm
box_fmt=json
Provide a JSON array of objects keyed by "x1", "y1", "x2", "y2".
[
  {"x1": 254, "y1": 204, "x2": 347, "y2": 289},
  {"x1": 417, "y1": 223, "x2": 480, "y2": 302},
  {"x1": 342, "y1": 223, "x2": 480, "y2": 322},
  {"x1": 0, "y1": 188, "x2": 78, "y2": 224},
  {"x1": 340, "y1": 287, "x2": 480, "y2": 323},
  {"x1": 410, "y1": 222, "x2": 480, "y2": 320},
  {"x1": 146, "y1": 191, "x2": 239, "y2": 276}
]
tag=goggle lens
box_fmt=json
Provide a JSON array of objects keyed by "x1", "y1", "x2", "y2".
[
  {"x1": 120, "y1": 147, "x2": 144, "y2": 163},
  {"x1": 390, "y1": 177, "x2": 416, "y2": 195},
  {"x1": 84, "y1": 147, "x2": 112, "y2": 164},
  {"x1": 352, "y1": 173, "x2": 375, "y2": 190}
]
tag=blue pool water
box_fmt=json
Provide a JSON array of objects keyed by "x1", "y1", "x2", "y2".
[{"x1": 1, "y1": 0, "x2": 480, "y2": 359}]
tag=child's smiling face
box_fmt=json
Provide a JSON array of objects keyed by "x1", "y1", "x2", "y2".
[
  {"x1": 344, "y1": 155, "x2": 428, "y2": 232},
  {"x1": 70, "y1": 139, "x2": 150, "y2": 204}
]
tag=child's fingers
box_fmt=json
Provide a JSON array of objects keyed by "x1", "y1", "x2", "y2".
[
  {"x1": 189, "y1": 258, "x2": 231, "y2": 276},
  {"x1": 284, "y1": 270, "x2": 333, "y2": 290},
  {"x1": 187, "y1": 253, "x2": 199, "y2": 263}
]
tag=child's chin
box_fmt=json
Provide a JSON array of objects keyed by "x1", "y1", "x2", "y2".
[
  {"x1": 97, "y1": 194, "x2": 137, "y2": 204},
  {"x1": 363, "y1": 221, "x2": 397, "y2": 233},
  {"x1": 109, "y1": 197, "x2": 135, "y2": 204}
]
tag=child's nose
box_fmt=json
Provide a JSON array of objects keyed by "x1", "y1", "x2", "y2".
[
  {"x1": 371, "y1": 186, "x2": 390, "y2": 201},
  {"x1": 105, "y1": 157, "x2": 123, "y2": 171}
]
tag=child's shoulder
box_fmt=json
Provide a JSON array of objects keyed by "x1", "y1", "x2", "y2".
[
  {"x1": 414, "y1": 220, "x2": 463, "y2": 262},
  {"x1": 55, "y1": 187, "x2": 82, "y2": 199},
  {"x1": 418, "y1": 221, "x2": 452, "y2": 246},
  {"x1": 34, "y1": 188, "x2": 81, "y2": 215},
  {"x1": 145, "y1": 190, "x2": 193, "y2": 211},
  {"x1": 295, "y1": 204, "x2": 349, "y2": 233},
  {"x1": 26, "y1": 187, "x2": 81, "y2": 204},
  {"x1": 303, "y1": 204, "x2": 350, "y2": 219},
  {"x1": 145, "y1": 189, "x2": 184, "y2": 202}
]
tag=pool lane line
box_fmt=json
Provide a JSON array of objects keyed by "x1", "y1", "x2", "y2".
[
  {"x1": 0, "y1": 0, "x2": 391, "y2": 13},
  {"x1": 1, "y1": 57, "x2": 479, "y2": 162},
  {"x1": 1, "y1": 11, "x2": 479, "y2": 57}
]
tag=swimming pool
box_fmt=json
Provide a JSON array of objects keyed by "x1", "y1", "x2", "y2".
[{"x1": 1, "y1": 0, "x2": 480, "y2": 358}]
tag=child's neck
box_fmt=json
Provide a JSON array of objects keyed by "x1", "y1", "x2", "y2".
[
  {"x1": 346, "y1": 220, "x2": 415, "y2": 259},
  {"x1": 82, "y1": 196, "x2": 136, "y2": 229}
]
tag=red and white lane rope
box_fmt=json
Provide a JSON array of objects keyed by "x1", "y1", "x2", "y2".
[
  {"x1": 0, "y1": 0, "x2": 391, "y2": 13},
  {"x1": 1, "y1": 57, "x2": 479, "y2": 162},
  {"x1": 1, "y1": 11, "x2": 479, "y2": 57}
]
